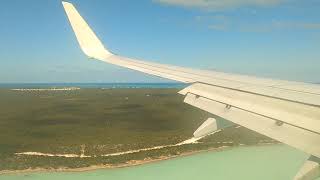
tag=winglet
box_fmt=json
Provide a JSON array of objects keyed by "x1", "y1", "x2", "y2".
[{"x1": 62, "y1": 1, "x2": 113, "y2": 59}]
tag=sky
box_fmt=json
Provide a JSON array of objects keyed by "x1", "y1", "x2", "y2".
[{"x1": 0, "y1": 0, "x2": 319, "y2": 83}]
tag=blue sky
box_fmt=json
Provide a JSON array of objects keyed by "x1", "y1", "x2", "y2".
[{"x1": 0, "y1": 0, "x2": 319, "y2": 83}]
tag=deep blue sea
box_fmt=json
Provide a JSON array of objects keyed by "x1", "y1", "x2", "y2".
[{"x1": 0, "y1": 83, "x2": 187, "y2": 89}]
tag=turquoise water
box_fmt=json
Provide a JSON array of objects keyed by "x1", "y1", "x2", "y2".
[{"x1": 1, "y1": 145, "x2": 317, "y2": 180}]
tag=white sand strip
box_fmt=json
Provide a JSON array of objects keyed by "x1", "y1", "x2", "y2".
[
  {"x1": 15, "y1": 130, "x2": 225, "y2": 158},
  {"x1": 15, "y1": 152, "x2": 90, "y2": 158}
]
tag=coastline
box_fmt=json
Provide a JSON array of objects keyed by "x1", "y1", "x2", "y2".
[{"x1": 0, "y1": 143, "x2": 278, "y2": 176}]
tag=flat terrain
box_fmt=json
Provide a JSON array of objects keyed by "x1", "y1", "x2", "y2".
[{"x1": 0, "y1": 88, "x2": 273, "y2": 171}]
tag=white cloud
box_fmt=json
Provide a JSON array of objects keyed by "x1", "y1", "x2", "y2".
[
  {"x1": 208, "y1": 24, "x2": 228, "y2": 30},
  {"x1": 194, "y1": 15, "x2": 231, "y2": 30},
  {"x1": 272, "y1": 21, "x2": 320, "y2": 30},
  {"x1": 239, "y1": 21, "x2": 320, "y2": 32},
  {"x1": 154, "y1": 0, "x2": 285, "y2": 10},
  {"x1": 194, "y1": 15, "x2": 320, "y2": 32}
]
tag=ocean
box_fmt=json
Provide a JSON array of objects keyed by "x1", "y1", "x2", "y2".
[{"x1": 0, "y1": 83, "x2": 187, "y2": 89}]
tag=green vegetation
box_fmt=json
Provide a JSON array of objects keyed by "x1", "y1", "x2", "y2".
[{"x1": 0, "y1": 88, "x2": 273, "y2": 171}]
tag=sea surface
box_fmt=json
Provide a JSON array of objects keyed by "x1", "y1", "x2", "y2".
[
  {"x1": 1, "y1": 145, "x2": 319, "y2": 180},
  {"x1": 0, "y1": 83, "x2": 187, "y2": 89}
]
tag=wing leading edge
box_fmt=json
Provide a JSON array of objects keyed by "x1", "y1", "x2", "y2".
[{"x1": 62, "y1": 1, "x2": 320, "y2": 174}]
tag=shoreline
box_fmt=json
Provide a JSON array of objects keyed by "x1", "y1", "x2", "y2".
[{"x1": 0, "y1": 143, "x2": 278, "y2": 176}]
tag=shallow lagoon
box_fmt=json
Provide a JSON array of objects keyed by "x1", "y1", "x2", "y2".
[{"x1": 2, "y1": 145, "x2": 319, "y2": 180}]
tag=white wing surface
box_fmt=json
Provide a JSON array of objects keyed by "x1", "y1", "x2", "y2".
[{"x1": 62, "y1": 2, "x2": 320, "y2": 178}]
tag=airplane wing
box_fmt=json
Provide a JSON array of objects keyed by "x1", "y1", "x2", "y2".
[{"x1": 62, "y1": 2, "x2": 320, "y2": 179}]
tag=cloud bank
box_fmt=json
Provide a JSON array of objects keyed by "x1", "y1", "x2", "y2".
[{"x1": 154, "y1": 0, "x2": 285, "y2": 10}]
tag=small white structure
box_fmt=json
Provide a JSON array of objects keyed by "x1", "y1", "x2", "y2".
[
  {"x1": 193, "y1": 118, "x2": 218, "y2": 138},
  {"x1": 294, "y1": 157, "x2": 320, "y2": 180}
]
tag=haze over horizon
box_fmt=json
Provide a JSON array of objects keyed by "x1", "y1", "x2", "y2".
[{"x1": 0, "y1": 0, "x2": 319, "y2": 83}]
